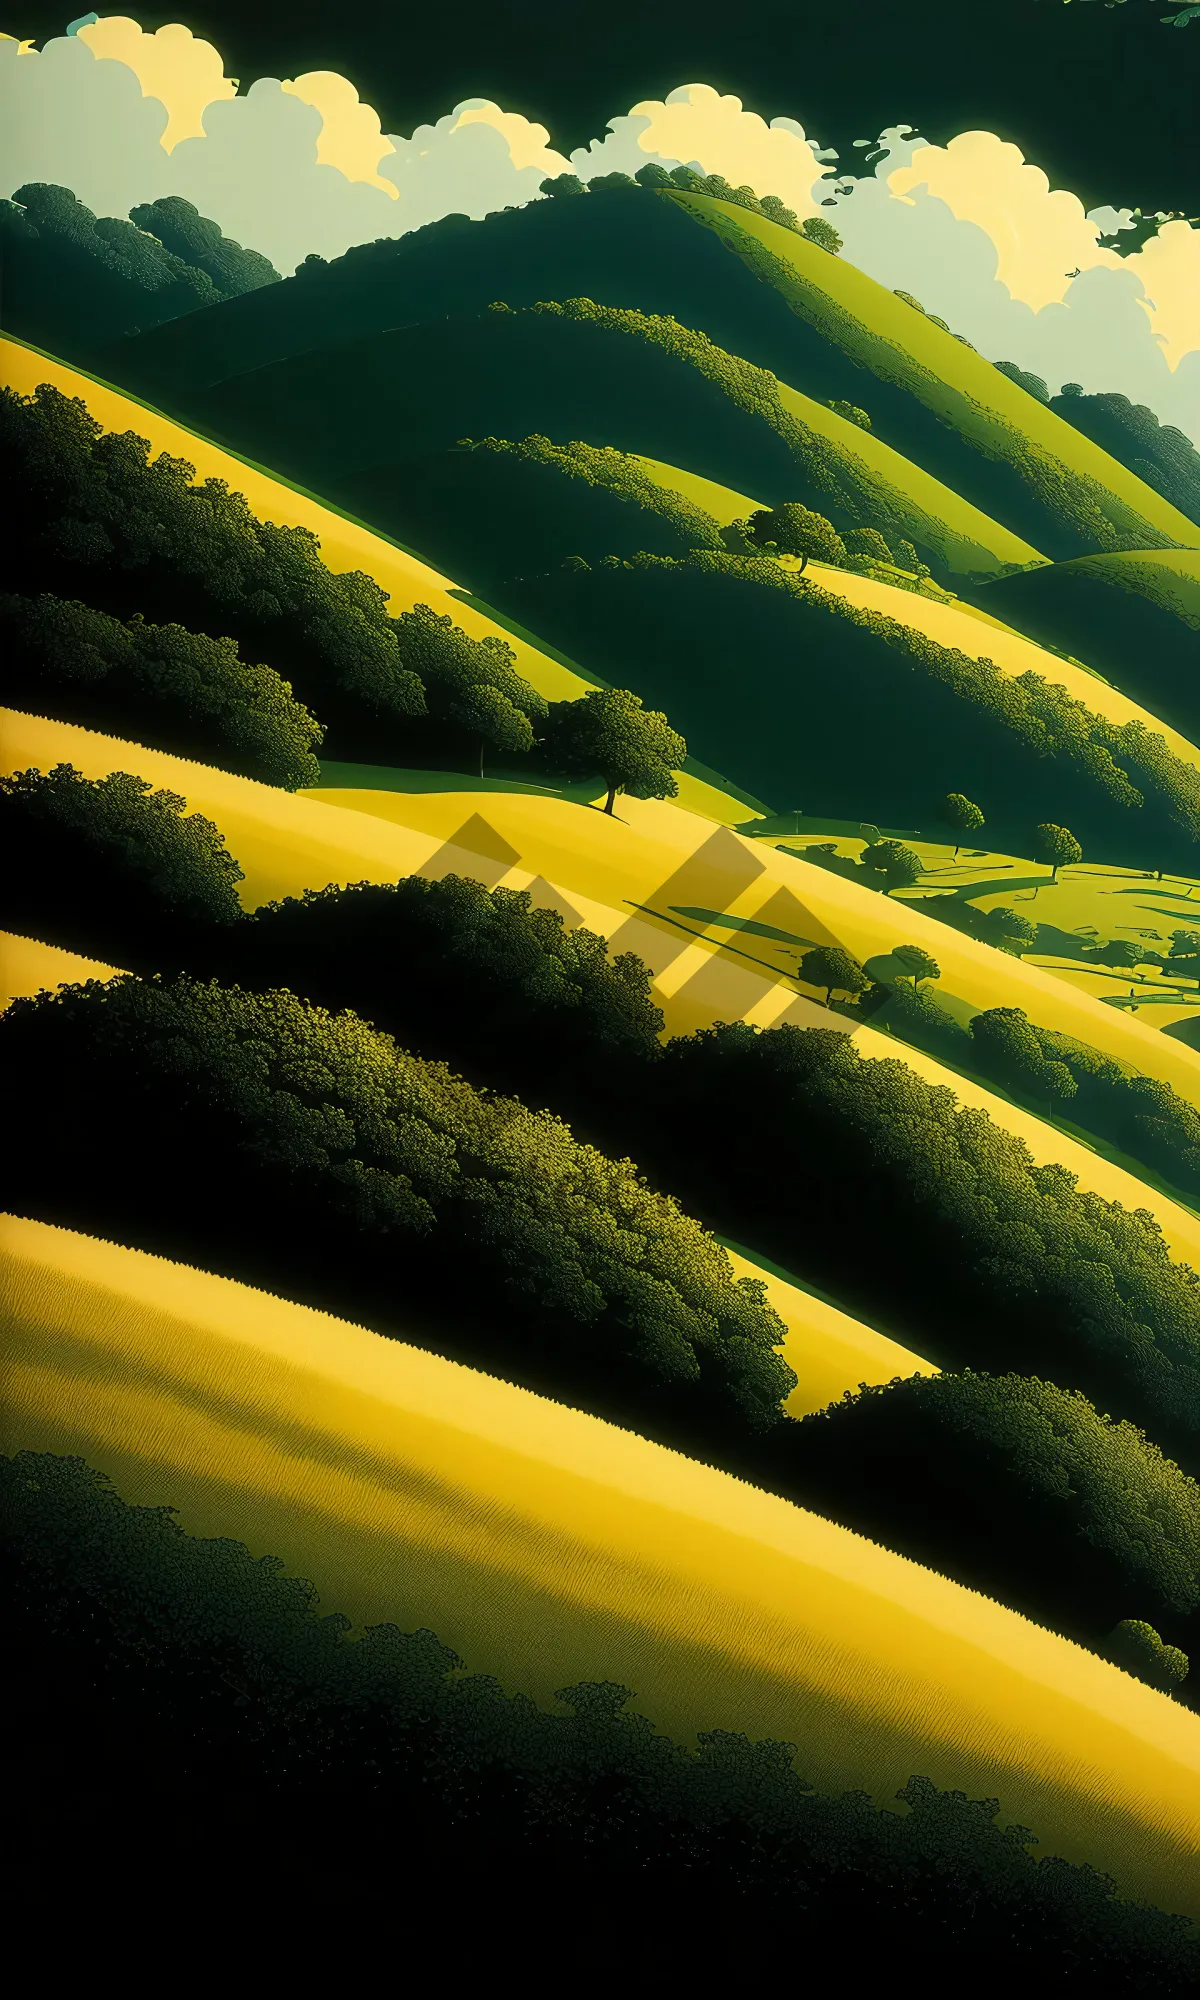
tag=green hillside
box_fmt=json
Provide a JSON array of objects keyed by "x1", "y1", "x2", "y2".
[
  {"x1": 103, "y1": 184, "x2": 1196, "y2": 568},
  {"x1": 672, "y1": 194, "x2": 1200, "y2": 559},
  {"x1": 502, "y1": 551, "x2": 1200, "y2": 874},
  {"x1": 975, "y1": 550, "x2": 1200, "y2": 733},
  {"x1": 180, "y1": 301, "x2": 1043, "y2": 584}
]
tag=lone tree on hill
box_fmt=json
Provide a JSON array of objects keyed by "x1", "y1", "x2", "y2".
[
  {"x1": 828, "y1": 400, "x2": 872, "y2": 431},
  {"x1": 800, "y1": 943, "x2": 869, "y2": 1005},
  {"x1": 942, "y1": 792, "x2": 986, "y2": 858},
  {"x1": 1102, "y1": 1620, "x2": 1189, "y2": 1695},
  {"x1": 893, "y1": 944, "x2": 940, "y2": 987},
  {"x1": 861, "y1": 838, "x2": 923, "y2": 893},
  {"x1": 801, "y1": 215, "x2": 843, "y2": 254},
  {"x1": 748, "y1": 503, "x2": 847, "y2": 569},
  {"x1": 541, "y1": 687, "x2": 686, "y2": 815},
  {"x1": 1033, "y1": 822, "x2": 1083, "y2": 882}
]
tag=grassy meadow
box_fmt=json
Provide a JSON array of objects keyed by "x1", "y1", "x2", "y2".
[{"x1": 4, "y1": 1211, "x2": 1198, "y2": 1918}]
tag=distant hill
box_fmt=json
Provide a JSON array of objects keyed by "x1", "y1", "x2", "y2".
[
  {"x1": 1048, "y1": 388, "x2": 1200, "y2": 527},
  {"x1": 975, "y1": 550, "x2": 1200, "y2": 734},
  {"x1": 103, "y1": 184, "x2": 1199, "y2": 564},
  {"x1": 159, "y1": 301, "x2": 1044, "y2": 583}
]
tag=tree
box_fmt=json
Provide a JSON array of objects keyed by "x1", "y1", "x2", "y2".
[
  {"x1": 1169, "y1": 929, "x2": 1200, "y2": 985},
  {"x1": 843, "y1": 528, "x2": 892, "y2": 564},
  {"x1": 1101, "y1": 1620, "x2": 1189, "y2": 1694},
  {"x1": 893, "y1": 945, "x2": 941, "y2": 987},
  {"x1": 747, "y1": 504, "x2": 847, "y2": 566},
  {"x1": 540, "y1": 174, "x2": 588, "y2": 198},
  {"x1": 1033, "y1": 823, "x2": 1083, "y2": 881},
  {"x1": 1061, "y1": 383, "x2": 1084, "y2": 398},
  {"x1": 892, "y1": 540, "x2": 931, "y2": 577},
  {"x1": 828, "y1": 401, "x2": 872, "y2": 431},
  {"x1": 861, "y1": 839, "x2": 923, "y2": 892},
  {"x1": 128, "y1": 197, "x2": 280, "y2": 296},
  {"x1": 634, "y1": 165, "x2": 676, "y2": 190},
  {"x1": 801, "y1": 216, "x2": 843, "y2": 254},
  {"x1": 588, "y1": 172, "x2": 637, "y2": 193},
  {"x1": 942, "y1": 792, "x2": 986, "y2": 859},
  {"x1": 540, "y1": 688, "x2": 686, "y2": 814},
  {"x1": 799, "y1": 944, "x2": 869, "y2": 1004},
  {"x1": 1042, "y1": 1060, "x2": 1079, "y2": 1122},
  {"x1": 994, "y1": 361, "x2": 1050, "y2": 403},
  {"x1": 394, "y1": 605, "x2": 547, "y2": 774},
  {"x1": 0, "y1": 763, "x2": 244, "y2": 965}
]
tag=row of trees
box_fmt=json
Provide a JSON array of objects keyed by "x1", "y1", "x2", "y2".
[
  {"x1": 539, "y1": 163, "x2": 844, "y2": 252},
  {"x1": 6, "y1": 770, "x2": 1197, "y2": 1466},
  {"x1": 10, "y1": 1450, "x2": 1194, "y2": 1983},
  {"x1": 0, "y1": 592, "x2": 324, "y2": 790},
  {"x1": 8, "y1": 785, "x2": 1200, "y2": 1687},
  {"x1": 0, "y1": 183, "x2": 278, "y2": 358},
  {"x1": 0, "y1": 973, "x2": 795, "y2": 1437}
]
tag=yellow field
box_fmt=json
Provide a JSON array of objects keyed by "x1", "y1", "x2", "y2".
[
  {"x1": 0, "y1": 337, "x2": 748, "y2": 831},
  {"x1": 631, "y1": 453, "x2": 763, "y2": 525},
  {"x1": 3, "y1": 1213, "x2": 1196, "y2": 1914},
  {"x1": 5, "y1": 706, "x2": 1199, "y2": 1264},
  {"x1": 0, "y1": 931, "x2": 122, "y2": 1013},
  {"x1": 778, "y1": 556, "x2": 1200, "y2": 776},
  {"x1": 766, "y1": 830, "x2": 1200, "y2": 1036}
]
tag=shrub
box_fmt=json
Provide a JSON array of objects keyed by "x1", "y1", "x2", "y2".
[
  {"x1": 1101, "y1": 1620, "x2": 1190, "y2": 1694},
  {"x1": 0, "y1": 591, "x2": 323, "y2": 789},
  {"x1": 0, "y1": 764, "x2": 243, "y2": 966}
]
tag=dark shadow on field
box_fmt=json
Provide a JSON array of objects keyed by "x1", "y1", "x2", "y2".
[{"x1": 407, "y1": 811, "x2": 860, "y2": 1029}]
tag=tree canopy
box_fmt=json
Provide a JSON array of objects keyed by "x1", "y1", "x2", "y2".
[{"x1": 541, "y1": 687, "x2": 686, "y2": 813}]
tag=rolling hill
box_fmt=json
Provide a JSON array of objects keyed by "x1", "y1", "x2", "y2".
[
  {"x1": 5, "y1": 1211, "x2": 1198, "y2": 1919},
  {"x1": 975, "y1": 549, "x2": 1200, "y2": 734},
  {"x1": 102, "y1": 185, "x2": 1197, "y2": 565},
  {"x1": 6, "y1": 706, "x2": 1198, "y2": 1254},
  {"x1": 166, "y1": 304, "x2": 1045, "y2": 584}
]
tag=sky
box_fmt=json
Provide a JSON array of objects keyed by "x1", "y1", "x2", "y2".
[{"x1": 2, "y1": 12, "x2": 1197, "y2": 440}]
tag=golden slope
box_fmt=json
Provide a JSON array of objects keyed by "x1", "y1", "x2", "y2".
[
  {"x1": 3, "y1": 1214, "x2": 1197, "y2": 1916},
  {"x1": 0, "y1": 931, "x2": 122, "y2": 1012},
  {"x1": 3, "y1": 707, "x2": 1198, "y2": 1266}
]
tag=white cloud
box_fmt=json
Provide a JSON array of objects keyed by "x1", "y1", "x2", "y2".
[
  {"x1": 75, "y1": 16, "x2": 235, "y2": 150},
  {"x1": 281, "y1": 71, "x2": 398, "y2": 197},
  {"x1": 570, "y1": 83, "x2": 832, "y2": 215},
  {"x1": 379, "y1": 100, "x2": 571, "y2": 225},
  {"x1": 0, "y1": 32, "x2": 169, "y2": 215},
  {"x1": 164, "y1": 80, "x2": 399, "y2": 271}
]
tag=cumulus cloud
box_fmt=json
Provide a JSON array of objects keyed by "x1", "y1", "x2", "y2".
[
  {"x1": 0, "y1": 31, "x2": 170, "y2": 214},
  {"x1": 75, "y1": 15, "x2": 235, "y2": 149},
  {"x1": 570, "y1": 83, "x2": 832, "y2": 216},
  {"x1": 1, "y1": 28, "x2": 1196, "y2": 437},
  {"x1": 379, "y1": 100, "x2": 571, "y2": 224},
  {"x1": 281, "y1": 70, "x2": 398, "y2": 196},
  {"x1": 164, "y1": 80, "x2": 399, "y2": 270},
  {"x1": 886, "y1": 132, "x2": 1123, "y2": 310}
]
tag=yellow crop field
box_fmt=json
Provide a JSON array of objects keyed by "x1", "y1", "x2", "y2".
[
  {"x1": 3, "y1": 1213, "x2": 1197, "y2": 1915},
  {"x1": 4, "y1": 706, "x2": 1198, "y2": 1262},
  {"x1": 778, "y1": 556, "x2": 1200, "y2": 776},
  {"x1": 0, "y1": 931, "x2": 122, "y2": 1013}
]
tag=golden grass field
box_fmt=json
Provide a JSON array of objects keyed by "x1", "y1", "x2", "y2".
[
  {"x1": 4, "y1": 705, "x2": 1199, "y2": 1264},
  {"x1": 3, "y1": 1213, "x2": 1197, "y2": 1916},
  {"x1": 764, "y1": 828, "x2": 1200, "y2": 1036},
  {"x1": 0, "y1": 931, "x2": 121, "y2": 1013}
]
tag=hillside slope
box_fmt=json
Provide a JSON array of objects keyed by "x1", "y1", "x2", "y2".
[
  {"x1": 0, "y1": 335, "x2": 751, "y2": 827},
  {"x1": 179, "y1": 307, "x2": 1042, "y2": 583},
  {"x1": 975, "y1": 550, "x2": 1200, "y2": 733},
  {"x1": 677, "y1": 194, "x2": 1200, "y2": 559},
  {"x1": 103, "y1": 187, "x2": 1193, "y2": 563},
  {"x1": 5, "y1": 1212, "x2": 1197, "y2": 1917},
  {"x1": 6, "y1": 706, "x2": 1198, "y2": 1260},
  {"x1": 0, "y1": 932, "x2": 122, "y2": 1014}
]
